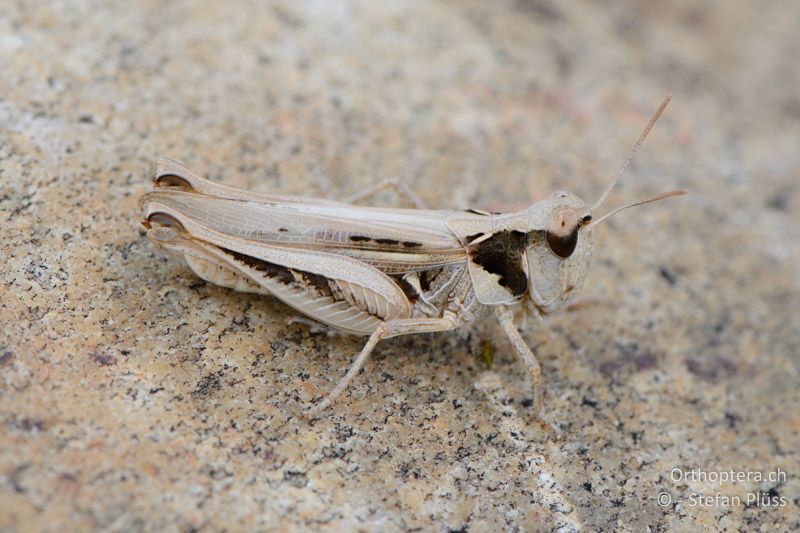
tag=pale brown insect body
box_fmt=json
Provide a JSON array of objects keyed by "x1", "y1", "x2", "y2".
[{"x1": 140, "y1": 97, "x2": 685, "y2": 435}]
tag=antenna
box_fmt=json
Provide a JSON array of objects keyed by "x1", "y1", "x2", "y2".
[
  {"x1": 591, "y1": 95, "x2": 672, "y2": 212},
  {"x1": 587, "y1": 189, "x2": 687, "y2": 228}
]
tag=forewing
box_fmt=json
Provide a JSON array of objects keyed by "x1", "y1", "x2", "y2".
[{"x1": 142, "y1": 190, "x2": 466, "y2": 274}]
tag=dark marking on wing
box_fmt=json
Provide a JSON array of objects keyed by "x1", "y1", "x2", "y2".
[
  {"x1": 225, "y1": 248, "x2": 295, "y2": 285},
  {"x1": 300, "y1": 271, "x2": 334, "y2": 297},
  {"x1": 465, "y1": 232, "x2": 485, "y2": 244},
  {"x1": 223, "y1": 247, "x2": 336, "y2": 298},
  {"x1": 419, "y1": 268, "x2": 442, "y2": 292},
  {"x1": 391, "y1": 275, "x2": 419, "y2": 302},
  {"x1": 467, "y1": 230, "x2": 528, "y2": 297},
  {"x1": 278, "y1": 227, "x2": 289, "y2": 233},
  {"x1": 349, "y1": 235, "x2": 423, "y2": 249},
  {"x1": 465, "y1": 208, "x2": 490, "y2": 215}
]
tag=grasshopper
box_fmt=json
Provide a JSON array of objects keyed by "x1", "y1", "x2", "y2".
[{"x1": 140, "y1": 97, "x2": 685, "y2": 433}]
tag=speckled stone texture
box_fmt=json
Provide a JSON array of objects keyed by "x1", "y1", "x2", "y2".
[{"x1": 2, "y1": 1, "x2": 799, "y2": 531}]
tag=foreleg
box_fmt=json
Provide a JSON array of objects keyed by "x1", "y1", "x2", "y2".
[{"x1": 496, "y1": 306, "x2": 563, "y2": 438}]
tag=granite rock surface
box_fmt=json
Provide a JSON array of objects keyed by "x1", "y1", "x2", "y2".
[{"x1": 1, "y1": 1, "x2": 799, "y2": 531}]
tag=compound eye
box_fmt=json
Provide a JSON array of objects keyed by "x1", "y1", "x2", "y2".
[{"x1": 545, "y1": 210, "x2": 579, "y2": 259}]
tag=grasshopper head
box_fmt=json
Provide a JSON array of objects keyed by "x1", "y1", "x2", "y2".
[
  {"x1": 525, "y1": 96, "x2": 688, "y2": 315},
  {"x1": 524, "y1": 186, "x2": 686, "y2": 315},
  {"x1": 525, "y1": 191, "x2": 595, "y2": 315}
]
